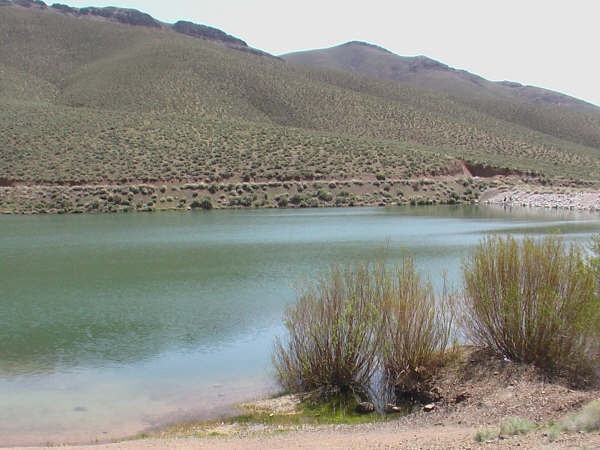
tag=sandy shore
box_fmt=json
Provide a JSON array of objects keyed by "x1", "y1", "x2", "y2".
[
  {"x1": 9, "y1": 423, "x2": 598, "y2": 450},
  {"x1": 7, "y1": 411, "x2": 600, "y2": 450}
]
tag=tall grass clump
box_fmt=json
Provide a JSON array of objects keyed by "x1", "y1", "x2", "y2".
[
  {"x1": 273, "y1": 262, "x2": 383, "y2": 400},
  {"x1": 462, "y1": 235, "x2": 600, "y2": 383},
  {"x1": 273, "y1": 256, "x2": 454, "y2": 404}
]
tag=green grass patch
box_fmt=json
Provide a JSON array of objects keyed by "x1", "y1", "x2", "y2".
[
  {"x1": 474, "y1": 427, "x2": 497, "y2": 442},
  {"x1": 499, "y1": 417, "x2": 537, "y2": 436},
  {"x1": 299, "y1": 394, "x2": 385, "y2": 425}
]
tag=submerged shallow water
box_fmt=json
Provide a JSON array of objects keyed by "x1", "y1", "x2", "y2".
[{"x1": 1, "y1": 205, "x2": 599, "y2": 445}]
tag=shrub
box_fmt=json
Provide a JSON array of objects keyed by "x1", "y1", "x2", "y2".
[
  {"x1": 474, "y1": 427, "x2": 497, "y2": 443},
  {"x1": 591, "y1": 234, "x2": 600, "y2": 293},
  {"x1": 379, "y1": 258, "x2": 454, "y2": 403},
  {"x1": 462, "y1": 235, "x2": 600, "y2": 384},
  {"x1": 277, "y1": 195, "x2": 288, "y2": 207},
  {"x1": 273, "y1": 262, "x2": 383, "y2": 401},
  {"x1": 273, "y1": 257, "x2": 454, "y2": 404},
  {"x1": 190, "y1": 197, "x2": 213, "y2": 210},
  {"x1": 499, "y1": 417, "x2": 537, "y2": 436},
  {"x1": 289, "y1": 193, "x2": 306, "y2": 205},
  {"x1": 317, "y1": 190, "x2": 333, "y2": 202}
]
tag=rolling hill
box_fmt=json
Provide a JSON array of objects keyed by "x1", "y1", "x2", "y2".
[
  {"x1": 1, "y1": 1, "x2": 599, "y2": 213},
  {"x1": 282, "y1": 41, "x2": 600, "y2": 149}
]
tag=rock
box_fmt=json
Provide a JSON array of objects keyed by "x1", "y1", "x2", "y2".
[
  {"x1": 423, "y1": 403, "x2": 436, "y2": 412},
  {"x1": 455, "y1": 392, "x2": 470, "y2": 404},
  {"x1": 355, "y1": 401, "x2": 375, "y2": 414},
  {"x1": 50, "y1": 3, "x2": 77, "y2": 14},
  {"x1": 383, "y1": 403, "x2": 403, "y2": 414}
]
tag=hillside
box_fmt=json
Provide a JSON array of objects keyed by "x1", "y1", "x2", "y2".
[
  {"x1": 1, "y1": 1, "x2": 599, "y2": 214},
  {"x1": 283, "y1": 41, "x2": 600, "y2": 150}
]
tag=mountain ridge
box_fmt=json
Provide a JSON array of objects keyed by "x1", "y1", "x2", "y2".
[
  {"x1": 4, "y1": 0, "x2": 597, "y2": 110},
  {"x1": 282, "y1": 41, "x2": 599, "y2": 112},
  {"x1": 282, "y1": 41, "x2": 600, "y2": 149}
]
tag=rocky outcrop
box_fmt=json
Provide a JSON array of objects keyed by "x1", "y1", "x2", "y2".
[
  {"x1": 49, "y1": 3, "x2": 75, "y2": 14},
  {"x1": 173, "y1": 20, "x2": 247, "y2": 47},
  {"x1": 72, "y1": 6, "x2": 162, "y2": 28},
  {"x1": 10, "y1": 0, "x2": 47, "y2": 8}
]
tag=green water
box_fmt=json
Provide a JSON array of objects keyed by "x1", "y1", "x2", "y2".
[{"x1": 1, "y1": 206, "x2": 598, "y2": 445}]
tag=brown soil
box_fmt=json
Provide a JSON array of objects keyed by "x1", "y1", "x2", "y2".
[{"x1": 7, "y1": 347, "x2": 600, "y2": 449}]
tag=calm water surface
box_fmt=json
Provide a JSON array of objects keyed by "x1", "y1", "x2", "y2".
[{"x1": 1, "y1": 206, "x2": 599, "y2": 445}]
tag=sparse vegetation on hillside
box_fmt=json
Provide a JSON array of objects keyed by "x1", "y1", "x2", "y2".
[{"x1": 283, "y1": 41, "x2": 600, "y2": 150}]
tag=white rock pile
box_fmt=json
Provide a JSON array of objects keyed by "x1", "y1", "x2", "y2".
[{"x1": 484, "y1": 191, "x2": 600, "y2": 212}]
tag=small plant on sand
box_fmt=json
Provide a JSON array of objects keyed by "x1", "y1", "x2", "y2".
[
  {"x1": 558, "y1": 398, "x2": 600, "y2": 433},
  {"x1": 499, "y1": 416, "x2": 537, "y2": 436},
  {"x1": 462, "y1": 235, "x2": 600, "y2": 384},
  {"x1": 474, "y1": 427, "x2": 497, "y2": 442}
]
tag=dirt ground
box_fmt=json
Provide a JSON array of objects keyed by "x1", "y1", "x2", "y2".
[{"x1": 8, "y1": 348, "x2": 600, "y2": 449}]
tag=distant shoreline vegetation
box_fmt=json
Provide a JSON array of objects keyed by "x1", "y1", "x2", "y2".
[
  {"x1": 0, "y1": 177, "x2": 486, "y2": 214},
  {"x1": 2, "y1": 178, "x2": 600, "y2": 215}
]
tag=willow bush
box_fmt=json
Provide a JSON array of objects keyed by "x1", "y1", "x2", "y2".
[
  {"x1": 462, "y1": 235, "x2": 600, "y2": 384},
  {"x1": 380, "y1": 258, "x2": 455, "y2": 403},
  {"x1": 591, "y1": 234, "x2": 600, "y2": 292},
  {"x1": 273, "y1": 257, "x2": 454, "y2": 404},
  {"x1": 273, "y1": 262, "x2": 383, "y2": 400}
]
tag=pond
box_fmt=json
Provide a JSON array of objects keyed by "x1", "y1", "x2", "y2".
[{"x1": 1, "y1": 205, "x2": 598, "y2": 445}]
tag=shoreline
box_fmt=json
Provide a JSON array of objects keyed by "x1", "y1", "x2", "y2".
[
  {"x1": 1, "y1": 178, "x2": 599, "y2": 215},
  {"x1": 6, "y1": 348, "x2": 600, "y2": 449},
  {"x1": 481, "y1": 188, "x2": 600, "y2": 212},
  {"x1": 0, "y1": 176, "x2": 484, "y2": 214}
]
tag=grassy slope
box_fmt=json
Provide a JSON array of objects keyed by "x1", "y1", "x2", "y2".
[
  {"x1": 282, "y1": 42, "x2": 600, "y2": 150},
  {"x1": 0, "y1": 5, "x2": 599, "y2": 213}
]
